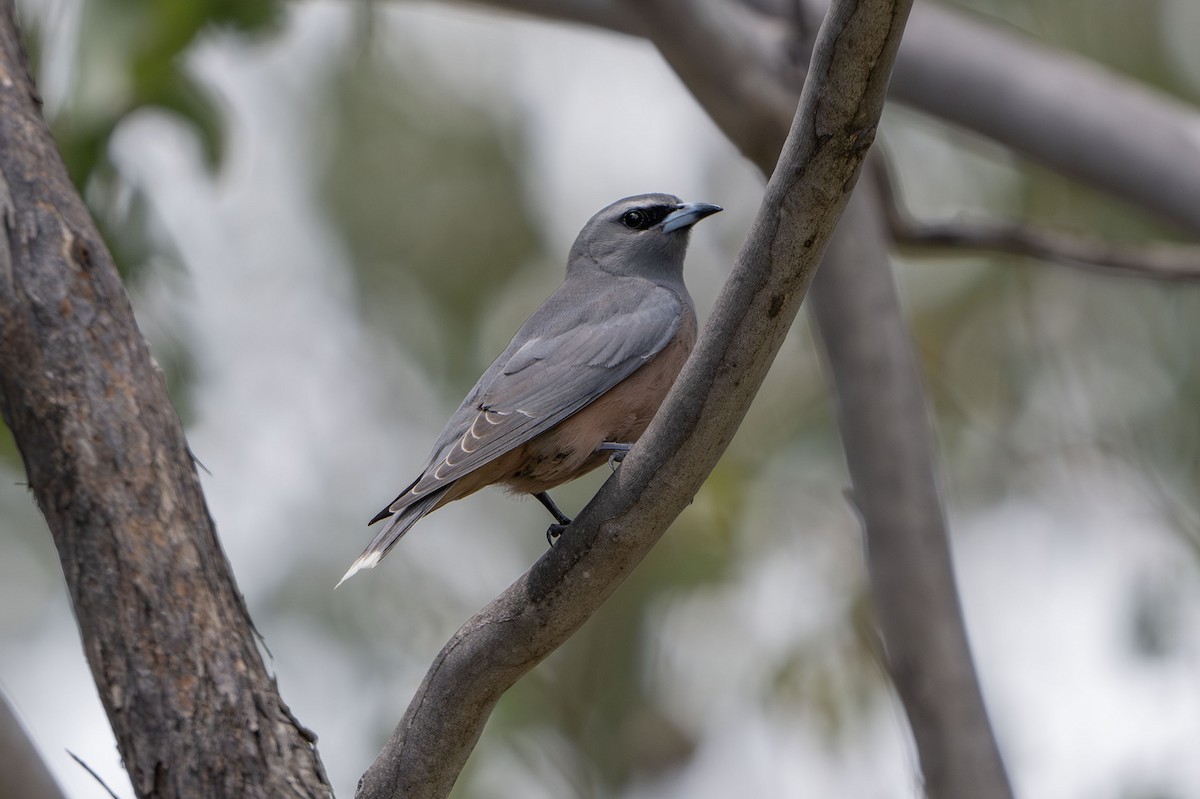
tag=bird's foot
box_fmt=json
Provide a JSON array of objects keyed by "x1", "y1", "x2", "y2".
[
  {"x1": 546, "y1": 522, "x2": 570, "y2": 546},
  {"x1": 535, "y1": 491, "x2": 573, "y2": 546},
  {"x1": 597, "y1": 442, "x2": 631, "y2": 471}
]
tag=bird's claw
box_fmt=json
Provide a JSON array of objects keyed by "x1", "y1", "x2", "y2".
[
  {"x1": 598, "y1": 442, "x2": 631, "y2": 472},
  {"x1": 546, "y1": 522, "x2": 569, "y2": 546}
]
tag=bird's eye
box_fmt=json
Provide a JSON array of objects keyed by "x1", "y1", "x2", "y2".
[{"x1": 621, "y1": 210, "x2": 648, "y2": 230}]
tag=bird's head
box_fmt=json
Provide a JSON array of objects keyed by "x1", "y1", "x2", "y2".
[{"x1": 568, "y1": 193, "x2": 722, "y2": 283}]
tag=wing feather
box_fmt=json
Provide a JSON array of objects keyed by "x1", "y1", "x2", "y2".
[{"x1": 405, "y1": 283, "x2": 683, "y2": 498}]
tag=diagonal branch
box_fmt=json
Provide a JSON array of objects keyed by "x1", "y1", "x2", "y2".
[
  {"x1": 888, "y1": 0, "x2": 1200, "y2": 236},
  {"x1": 0, "y1": 4, "x2": 331, "y2": 797},
  {"x1": 602, "y1": 2, "x2": 1013, "y2": 797},
  {"x1": 456, "y1": 0, "x2": 638, "y2": 34},
  {"x1": 455, "y1": 0, "x2": 1200, "y2": 237},
  {"x1": 0, "y1": 693, "x2": 66, "y2": 799},
  {"x1": 893, "y1": 215, "x2": 1200, "y2": 280},
  {"x1": 873, "y1": 155, "x2": 1200, "y2": 280},
  {"x1": 355, "y1": 1, "x2": 914, "y2": 796},
  {"x1": 813, "y1": 178, "x2": 1013, "y2": 798},
  {"x1": 615, "y1": 0, "x2": 803, "y2": 171}
]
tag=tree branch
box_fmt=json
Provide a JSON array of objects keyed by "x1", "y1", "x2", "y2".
[
  {"x1": 570, "y1": 2, "x2": 1011, "y2": 797},
  {"x1": 0, "y1": 4, "x2": 331, "y2": 797},
  {"x1": 0, "y1": 693, "x2": 66, "y2": 799},
  {"x1": 355, "y1": 1, "x2": 914, "y2": 796},
  {"x1": 617, "y1": 0, "x2": 803, "y2": 171},
  {"x1": 873, "y1": 154, "x2": 1200, "y2": 279},
  {"x1": 455, "y1": 0, "x2": 639, "y2": 34},
  {"x1": 889, "y1": 0, "x2": 1200, "y2": 236},
  {"x1": 813, "y1": 178, "x2": 1013, "y2": 798},
  {"x1": 895, "y1": 216, "x2": 1200, "y2": 280},
  {"x1": 455, "y1": 0, "x2": 1200, "y2": 237}
]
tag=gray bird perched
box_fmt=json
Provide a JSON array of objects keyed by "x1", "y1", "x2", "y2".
[{"x1": 340, "y1": 193, "x2": 721, "y2": 585}]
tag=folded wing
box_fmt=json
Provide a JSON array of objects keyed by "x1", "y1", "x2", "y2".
[
  {"x1": 340, "y1": 282, "x2": 684, "y2": 583},
  {"x1": 414, "y1": 286, "x2": 683, "y2": 494}
]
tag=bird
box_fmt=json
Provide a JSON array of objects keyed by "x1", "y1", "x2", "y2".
[{"x1": 339, "y1": 193, "x2": 721, "y2": 585}]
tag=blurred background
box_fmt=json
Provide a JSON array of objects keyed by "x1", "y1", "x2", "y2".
[{"x1": 2, "y1": 0, "x2": 1199, "y2": 796}]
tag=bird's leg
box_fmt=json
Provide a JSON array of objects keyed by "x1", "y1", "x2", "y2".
[
  {"x1": 535, "y1": 491, "x2": 572, "y2": 545},
  {"x1": 597, "y1": 441, "x2": 632, "y2": 470}
]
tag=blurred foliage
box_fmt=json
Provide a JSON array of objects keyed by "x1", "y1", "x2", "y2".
[
  {"x1": 37, "y1": 0, "x2": 281, "y2": 178},
  {"x1": 6, "y1": 1, "x2": 1200, "y2": 796},
  {"x1": 1, "y1": 0, "x2": 285, "y2": 446},
  {"x1": 903, "y1": 154, "x2": 1200, "y2": 512},
  {"x1": 287, "y1": 6, "x2": 1199, "y2": 793},
  {"x1": 958, "y1": 0, "x2": 1195, "y2": 101},
  {"x1": 1049, "y1": 0, "x2": 1171, "y2": 85},
  {"x1": 26, "y1": 0, "x2": 283, "y2": 280},
  {"x1": 315, "y1": 37, "x2": 542, "y2": 393}
]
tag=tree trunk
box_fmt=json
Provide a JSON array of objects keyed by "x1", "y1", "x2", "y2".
[{"x1": 0, "y1": 4, "x2": 331, "y2": 797}]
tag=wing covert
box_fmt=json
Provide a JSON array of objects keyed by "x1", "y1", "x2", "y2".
[{"x1": 409, "y1": 284, "x2": 684, "y2": 495}]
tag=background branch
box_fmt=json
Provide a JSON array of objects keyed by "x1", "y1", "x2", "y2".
[
  {"x1": 813, "y1": 178, "x2": 1013, "y2": 798},
  {"x1": 0, "y1": 693, "x2": 66, "y2": 799},
  {"x1": 872, "y1": 146, "x2": 1200, "y2": 281},
  {"x1": 892, "y1": 216, "x2": 1200, "y2": 280},
  {"x1": 356, "y1": 1, "x2": 914, "y2": 796},
  {"x1": 576, "y1": 2, "x2": 1013, "y2": 797},
  {"x1": 458, "y1": 0, "x2": 1200, "y2": 236},
  {"x1": 618, "y1": 0, "x2": 802, "y2": 171},
  {"x1": 0, "y1": 4, "x2": 330, "y2": 797},
  {"x1": 889, "y1": 0, "x2": 1200, "y2": 235}
]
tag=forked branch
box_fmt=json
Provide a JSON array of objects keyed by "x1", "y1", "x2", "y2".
[{"x1": 356, "y1": 1, "x2": 915, "y2": 796}]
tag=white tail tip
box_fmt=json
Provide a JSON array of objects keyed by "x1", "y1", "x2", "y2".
[{"x1": 335, "y1": 551, "x2": 382, "y2": 589}]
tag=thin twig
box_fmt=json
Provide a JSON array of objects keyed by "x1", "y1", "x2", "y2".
[
  {"x1": 67, "y1": 751, "x2": 121, "y2": 799},
  {"x1": 873, "y1": 150, "x2": 1200, "y2": 279},
  {"x1": 457, "y1": 0, "x2": 1200, "y2": 235}
]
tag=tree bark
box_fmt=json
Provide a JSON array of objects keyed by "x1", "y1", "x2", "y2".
[
  {"x1": 579, "y1": 3, "x2": 1013, "y2": 797},
  {"x1": 0, "y1": 4, "x2": 331, "y2": 797},
  {"x1": 356, "y1": 0, "x2": 913, "y2": 796}
]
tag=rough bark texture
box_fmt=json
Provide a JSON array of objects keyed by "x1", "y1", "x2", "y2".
[
  {"x1": 0, "y1": 5, "x2": 331, "y2": 798},
  {"x1": 814, "y1": 180, "x2": 1013, "y2": 798},
  {"x1": 356, "y1": 1, "x2": 913, "y2": 796}
]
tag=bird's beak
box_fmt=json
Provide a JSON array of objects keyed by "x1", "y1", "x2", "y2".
[{"x1": 661, "y1": 202, "x2": 723, "y2": 233}]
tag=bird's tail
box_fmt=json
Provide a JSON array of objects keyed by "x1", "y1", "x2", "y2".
[{"x1": 337, "y1": 486, "x2": 449, "y2": 587}]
